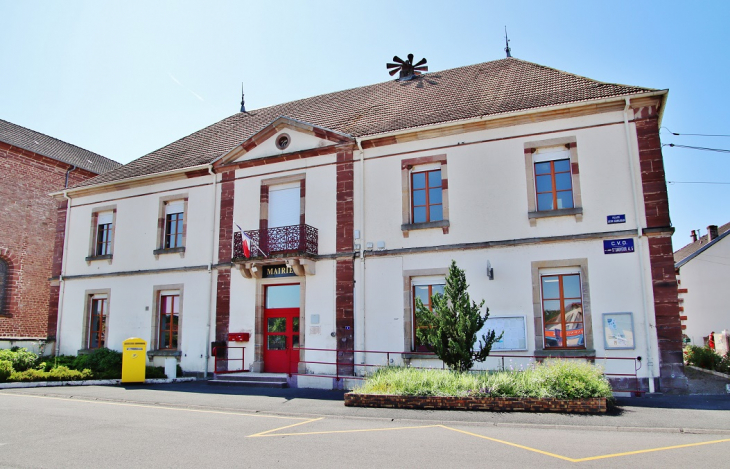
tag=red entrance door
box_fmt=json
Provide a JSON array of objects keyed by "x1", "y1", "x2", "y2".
[{"x1": 263, "y1": 285, "x2": 300, "y2": 373}]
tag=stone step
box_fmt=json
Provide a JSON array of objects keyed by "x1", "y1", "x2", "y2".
[
  {"x1": 208, "y1": 379, "x2": 288, "y2": 388},
  {"x1": 213, "y1": 373, "x2": 287, "y2": 383}
]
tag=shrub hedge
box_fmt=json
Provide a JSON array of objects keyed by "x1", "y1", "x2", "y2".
[{"x1": 0, "y1": 347, "x2": 174, "y2": 382}]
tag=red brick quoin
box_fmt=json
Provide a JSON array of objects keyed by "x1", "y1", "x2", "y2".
[
  {"x1": 336, "y1": 150, "x2": 355, "y2": 376},
  {"x1": 634, "y1": 105, "x2": 687, "y2": 392},
  {"x1": 344, "y1": 393, "x2": 607, "y2": 414}
]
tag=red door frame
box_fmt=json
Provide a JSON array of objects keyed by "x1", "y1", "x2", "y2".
[{"x1": 263, "y1": 284, "x2": 300, "y2": 373}]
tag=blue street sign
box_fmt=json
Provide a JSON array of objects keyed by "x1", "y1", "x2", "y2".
[
  {"x1": 607, "y1": 214, "x2": 626, "y2": 224},
  {"x1": 604, "y1": 239, "x2": 635, "y2": 254}
]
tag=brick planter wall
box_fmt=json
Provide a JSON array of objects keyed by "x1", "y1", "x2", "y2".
[{"x1": 344, "y1": 393, "x2": 606, "y2": 414}]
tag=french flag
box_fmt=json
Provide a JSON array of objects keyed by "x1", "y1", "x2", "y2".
[{"x1": 235, "y1": 222, "x2": 252, "y2": 258}]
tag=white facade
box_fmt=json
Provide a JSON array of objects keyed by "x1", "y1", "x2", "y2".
[
  {"x1": 676, "y1": 230, "x2": 730, "y2": 345},
  {"x1": 53, "y1": 64, "x2": 685, "y2": 391}
]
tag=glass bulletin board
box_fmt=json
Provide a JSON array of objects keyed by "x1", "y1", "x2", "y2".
[
  {"x1": 485, "y1": 316, "x2": 527, "y2": 351},
  {"x1": 603, "y1": 312, "x2": 635, "y2": 350}
]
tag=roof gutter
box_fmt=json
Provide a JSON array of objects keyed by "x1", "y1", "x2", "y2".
[
  {"x1": 50, "y1": 163, "x2": 212, "y2": 198},
  {"x1": 359, "y1": 90, "x2": 669, "y2": 143}
]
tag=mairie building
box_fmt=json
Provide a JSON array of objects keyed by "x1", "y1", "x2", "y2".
[{"x1": 50, "y1": 57, "x2": 687, "y2": 392}]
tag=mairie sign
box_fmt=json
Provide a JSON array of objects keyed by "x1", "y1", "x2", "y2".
[
  {"x1": 262, "y1": 264, "x2": 297, "y2": 278},
  {"x1": 603, "y1": 239, "x2": 635, "y2": 255}
]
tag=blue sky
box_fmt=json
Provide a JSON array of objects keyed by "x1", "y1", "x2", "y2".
[{"x1": 1, "y1": 0, "x2": 728, "y2": 250}]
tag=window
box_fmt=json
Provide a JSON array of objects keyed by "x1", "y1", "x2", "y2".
[
  {"x1": 400, "y1": 154, "x2": 449, "y2": 235},
  {"x1": 87, "y1": 294, "x2": 108, "y2": 349},
  {"x1": 412, "y1": 279, "x2": 445, "y2": 351},
  {"x1": 158, "y1": 292, "x2": 180, "y2": 350},
  {"x1": 411, "y1": 169, "x2": 443, "y2": 223},
  {"x1": 164, "y1": 201, "x2": 184, "y2": 249},
  {"x1": 524, "y1": 141, "x2": 582, "y2": 224},
  {"x1": 95, "y1": 211, "x2": 114, "y2": 256},
  {"x1": 535, "y1": 158, "x2": 573, "y2": 211},
  {"x1": 541, "y1": 273, "x2": 584, "y2": 349}
]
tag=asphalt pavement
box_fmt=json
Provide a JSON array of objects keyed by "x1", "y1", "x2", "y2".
[{"x1": 1, "y1": 382, "x2": 729, "y2": 469}]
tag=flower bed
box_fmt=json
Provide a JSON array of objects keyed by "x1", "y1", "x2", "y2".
[{"x1": 346, "y1": 360, "x2": 611, "y2": 414}]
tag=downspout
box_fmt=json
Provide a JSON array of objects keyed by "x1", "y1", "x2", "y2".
[
  {"x1": 355, "y1": 137, "x2": 366, "y2": 373},
  {"x1": 623, "y1": 98, "x2": 655, "y2": 393},
  {"x1": 204, "y1": 164, "x2": 218, "y2": 378},
  {"x1": 55, "y1": 189, "x2": 72, "y2": 356}
]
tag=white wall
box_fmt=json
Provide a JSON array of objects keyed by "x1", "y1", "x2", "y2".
[{"x1": 678, "y1": 235, "x2": 730, "y2": 345}]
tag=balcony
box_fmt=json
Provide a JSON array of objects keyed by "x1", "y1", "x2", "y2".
[{"x1": 233, "y1": 224, "x2": 318, "y2": 260}]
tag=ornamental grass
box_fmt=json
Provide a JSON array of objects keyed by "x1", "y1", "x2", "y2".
[{"x1": 354, "y1": 359, "x2": 612, "y2": 400}]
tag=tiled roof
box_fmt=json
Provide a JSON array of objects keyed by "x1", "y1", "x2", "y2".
[
  {"x1": 75, "y1": 57, "x2": 657, "y2": 188},
  {"x1": 674, "y1": 221, "x2": 730, "y2": 267},
  {"x1": 0, "y1": 119, "x2": 120, "y2": 174}
]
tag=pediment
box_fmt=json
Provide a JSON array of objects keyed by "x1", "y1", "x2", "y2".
[{"x1": 216, "y1": 117, "x2": 353, "y2": 167}]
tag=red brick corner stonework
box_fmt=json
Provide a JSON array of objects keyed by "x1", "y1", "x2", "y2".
[
  {"x1": 336, "y1": 150, "x2": 355, "y2": 376},
  {"x1": 634, "y1": 105, "x2": 688, "y2": 392},
  {"x1": 344, "y1": 393, "x2": 607, "y2": 414}
]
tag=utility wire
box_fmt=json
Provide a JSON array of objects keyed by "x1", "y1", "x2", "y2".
[
  {"x1": 662, "y1": 143, "x2": 730, "y2": 153},
  {"x1": 661, "y1": 127, "x2": 730, "y2": 138},
  {"x1": 668, "y1": 181, "x2": 730, "y2": 185}
]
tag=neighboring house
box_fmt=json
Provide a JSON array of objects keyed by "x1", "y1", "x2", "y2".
[
  {"x1": 52, "y1": 57, "x2": 686, "y2": 392},
  {"x1": 674, "y1": 223, "x2": 730, "y2": 345},
  {"x1": 0, "y1": 119, "x2": 120, "y2": 352}
]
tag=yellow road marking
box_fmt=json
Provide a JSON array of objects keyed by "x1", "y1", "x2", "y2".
[
  {"x1": 0, "y1": 392, "x2": 306, "y2": 420},
  {"x1": 248, "y1": 418, "x2": 324, "y2": 437},
  {"x1": 439, "y1": 425, "x2": 576, "y2": 462},
  {"x1": 442, "y1": 425, "x2": 730, "y2": 463},
  {"x1": 572, "y1": 438, "x2": 730, "y2": 462},
  {"x1": 4, "y1": 392, "x2": 730, "y2": 462},
  {"x1": 251, "y1": 424, "x2": 441, "y2": 438}
]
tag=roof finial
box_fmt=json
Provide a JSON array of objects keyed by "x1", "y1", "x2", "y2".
[
  {"x1": 240, "y1": 82, "x2": 246, "y2": 113},
  {"x1": 504, "y1": 26, "x2": 512, "y2": 58}
]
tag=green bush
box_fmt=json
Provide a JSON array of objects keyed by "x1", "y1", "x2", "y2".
[
  {"x1": 8, "y1": 366, "x2": 93, "y2": 382},
  {"x1": 0, "y1": 348, "x2": 39, "y2": 372},
  {"x1": 38, "y1": 355, "x2": 77, "y2": 372},
  {"x1": 73, "y1": 348, "x2": 123, "y2": 379},
  {"x1": 145, "y1": 366, "x2": 167, "y2": 379},
  {"x1": 355, "y1": 360, "x2": 613, "y2": 399},
  {"x1": 684, "y1": 345, "x2": 730, "y2": 373},
  {"x1": 0, "y1": 360, "x2": 13, "y2": 382}
]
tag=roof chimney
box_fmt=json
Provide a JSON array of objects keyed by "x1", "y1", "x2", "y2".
[
  {"x1": 708, "y1": 225, "x2": 719, "y2": 241},
  {"x1": 691, "y1": 230, "x2": 697, "y2": 243}
]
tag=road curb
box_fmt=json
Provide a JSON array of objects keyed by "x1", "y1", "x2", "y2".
[{"x1": 0, "y1": 377, "x2": 196, "y2": 389}]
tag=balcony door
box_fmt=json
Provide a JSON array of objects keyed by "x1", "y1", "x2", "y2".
[
  {"x1": 269, "y1": 184, "x2": 300, "y2": 228},
  {"x1": 263, "y1": 284, "x2": 301, "y2": 373}
]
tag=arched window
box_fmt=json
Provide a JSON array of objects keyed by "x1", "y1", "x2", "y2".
[{"x1": 0, "y1": 259, "x2": 7, "y2": 314}]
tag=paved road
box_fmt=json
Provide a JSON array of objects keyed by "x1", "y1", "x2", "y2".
[{"x1": 1, "y1": 382, "x2": 729, "y2": 468}]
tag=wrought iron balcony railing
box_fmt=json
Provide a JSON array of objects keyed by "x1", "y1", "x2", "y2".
[{"x1": 233, "y1": 224, "x2": 318, "y2": 259}]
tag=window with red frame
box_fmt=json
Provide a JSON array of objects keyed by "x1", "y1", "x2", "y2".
[
  {"x1": 534, "y1": 159, "x2": 573, "y2": 211},
  {"x1": 88, "y1": 296, "x2": 107, "y2": 349},
  {"x1": 541, "y1": 273, "x2": 584, "y2": 349},
  {"x1": 94, "y1": 211, "x2": 113, "y2": 256},
  {"x1": 413, "y1": 283, "x2": 444, "y2": 351},
  {"x1": 159, "y1": 293, "x2": 180, "y2": 350},
  {"x1": 411, "y1": 169, "x2": 443, "y2": 223}
]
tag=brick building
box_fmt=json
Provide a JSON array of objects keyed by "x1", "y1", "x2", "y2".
[
  {"x1": 54, "y1": 57, "x2": 686, "y2": 392},
  {"x1": 0, "y1": 119, "x2": 120, "y2": 351}
]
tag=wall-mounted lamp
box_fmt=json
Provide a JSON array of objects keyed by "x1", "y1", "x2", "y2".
[{"x1": 487, "y1": 260, "x2": 494, "y2": 280}]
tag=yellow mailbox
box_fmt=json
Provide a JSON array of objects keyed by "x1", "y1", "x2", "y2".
[{"x1": 122, "y1": 338, "x2": 147, "y2": 383}]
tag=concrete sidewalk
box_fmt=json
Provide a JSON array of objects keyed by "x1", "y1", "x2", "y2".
[{"x1": 2, "y1": 381, "x2": 728, "y2": 433}]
